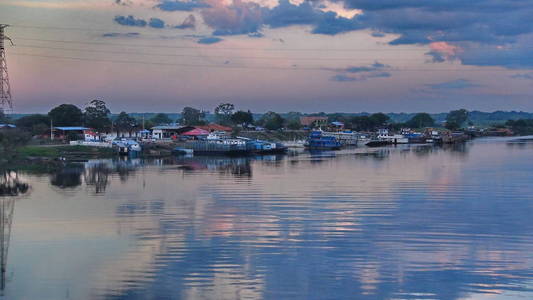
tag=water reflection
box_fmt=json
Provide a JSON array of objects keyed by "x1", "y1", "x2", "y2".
[
  {"x1": 50, "y1": 164, "x2": 84, "y2": 189},
  {"x1": 3, "y1": 141, "x2": 533, "y2": 299},
  {"x1": 0, "y1": 171, "x2": 28, "y2": 292}
]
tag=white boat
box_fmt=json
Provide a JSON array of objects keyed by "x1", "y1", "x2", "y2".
[
  {"x1": 321, "y1": 131, "x2": 359, "y2": 146},
  {"x1": 377, "y1": 134, "x2": 409, "y2": 144}
]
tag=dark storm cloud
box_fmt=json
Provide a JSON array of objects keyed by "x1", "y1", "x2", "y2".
[
  {"x1": 331, "y1": 72, "x2": 391, "y2": 82},
  {"x1": 149, "y1": 18, "x2": 166, "y2": 28},
  {"x1": 114, "y1": 15, "x2": 147, "y2": 27},
  {"x1": 114, "y1": 16, "x2": 168, "y2": 30},
  {"x1": 102, "y1": 32, "x2": 141, "y2": 38},
  {"x1": 339, "y1": 0, "x2": 533, "y2": 68},
  {"x1": 156, "y1": 0, "x2": 209, "y2": 11},
  {"x1": 329, "y1": 62, "x2": 391, "y2": 82},
  {"x1": 117, "y1": 0, "x2": 533, "y2": 69},
  {"x1": 197, "y1": 36, "x2": 224, "y2": 44},
  {"x1": 201, "y1": 0, "x2": 362, "y2": 36},
  {"x1": 458, "y1": 43, "x2": 533, "y2": 69},
  {"x1": 331, "y1": 74, "x2": 357, "y2": 82}
]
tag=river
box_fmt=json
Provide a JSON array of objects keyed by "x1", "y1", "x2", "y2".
[{"x1": 1, "y1": 137, "x2": 532, "y2": 299}]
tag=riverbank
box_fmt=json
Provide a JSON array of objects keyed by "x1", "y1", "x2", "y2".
[{"x1": 0, "y1": 145, "x2": 115, "y2": 171}]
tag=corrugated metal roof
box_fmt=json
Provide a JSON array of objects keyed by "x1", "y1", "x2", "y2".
[
  {"x1": 152, "y1": 125, "x2": 183, "y2": 130},
  {"x1": 54, "y1": 127, "x2": 89, "y2": 131}
]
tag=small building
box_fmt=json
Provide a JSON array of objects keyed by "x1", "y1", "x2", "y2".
[
  {"x1": 53, "y1": 127, "x2": 91, "y2": 141},
  {"x1": 83, "y1": 129, "x2": 100, "y2": 142},
  {"x1": 300, "y1": 116, "x2": 328, "y2": 129},
  {"x1": 151, "y1": 125, "x2": 195, "y2": 140},
  {"x1": 138, "y1": 129, "x2": 151, "y2": 139}
]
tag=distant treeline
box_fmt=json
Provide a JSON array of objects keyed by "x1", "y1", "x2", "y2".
[{"x1": 9, "y1": 110, "x2": 532, "y2": 126}]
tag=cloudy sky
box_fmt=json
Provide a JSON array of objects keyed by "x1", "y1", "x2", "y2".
[{"x1": 1, "y1": 0, "x2": 532, "y2": 113}]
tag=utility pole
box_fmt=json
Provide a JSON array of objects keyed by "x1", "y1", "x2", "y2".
[{"x1": 0, "y1": 24, "x2": 13, "y2": 112}]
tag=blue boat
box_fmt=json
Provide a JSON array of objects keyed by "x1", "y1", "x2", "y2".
[
  {"x1": 305, "y1": 131, "x2": 342, "y2": 150},
  {"x1": 245, "y1": 139, "x2": 288, "y2": 154}
]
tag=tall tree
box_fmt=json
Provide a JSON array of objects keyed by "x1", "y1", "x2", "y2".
[
  {"x1": 150, "y1": 113, "x2": 172, "y2": 125},
  {"x1": 446, "y1": 109, "x2": 469, "y2": 130},
  {"x1": 48, "y1": 104, "x2": 83, "y2": 126},
  {"x1": 0, "y1": 109, "x2": 9, "y2": 123},
  {"x1": 214, "y1": 103, "x2": 235, "y2": 125},
  {"x1": 406, "y1": 113, "x2": 435, "y2": 128},
  {"x1": 231, "y1": 110, "x2": 254, "y2": 126},
  {"x1": 15, "y1": 114, "x2": 51, "y2": 136},
  {"x1": 368, "y1": 113, "x2": 390, "y2": 127},
  {"x1": 181, "y1": 107, "x2": 206, "y2": 125},
  {"x1": 84, "y1": 99, "x2": 111, "y2": 133},
  {"x1": 114, "y1": 112, "x2": 138, "y2": 136},
  {"x1": 350, "y1": 116, "x2": 374, "y2": 131},
  {"x1": 260, "y1": 111, "x2": 284, "y2": 130}
]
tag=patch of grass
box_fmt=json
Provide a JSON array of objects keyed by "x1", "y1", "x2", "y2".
[
  {"x1": 17, "y1": 145, "x2": 115, "y2": 159},
  {"x1": 18, "y1": 146, "x2": 60, "y2": 157}
]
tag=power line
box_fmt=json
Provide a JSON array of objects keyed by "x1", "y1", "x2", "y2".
[
  {"x1": 13, "y1": 44, "x2": 532, "y2": 63},
  {"x1": 16, "y1": 37, "x2": 432, "y2": 52},
  {"x1": 13, "y1": 44, "x2": 427, "y2": 61},
  {"x1": 11, "y1": 52, "x2": 516, "y2": 72}
]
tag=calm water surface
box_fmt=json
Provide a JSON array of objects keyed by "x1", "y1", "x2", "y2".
[{"x1": 1, "y1": 137, "x2": 533, "y2": 299}]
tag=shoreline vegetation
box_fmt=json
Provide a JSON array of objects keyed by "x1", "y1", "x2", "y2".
[{"x1": 3, "y1": 101, "x2": 533, "y2": 169}]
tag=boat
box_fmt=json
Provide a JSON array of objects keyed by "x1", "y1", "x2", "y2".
[
  {"x1": 365, "y1": 140, "x2": 392, "y2": 147},
  {"x1": 185, "y1": 136, "x2": 250, "y2": 155},
  {"x1": 238, "y1": 137, "x2": 288, "y2": 154},
  {"x1": 305, "y1": 131, "x2": 342, "y2": 150},
  {"x1": 321, "y1": 131, "x2": 359, "y2": 146},
  {"x1": 113, "y1": 139, "x2": 141, "y2": 155}
]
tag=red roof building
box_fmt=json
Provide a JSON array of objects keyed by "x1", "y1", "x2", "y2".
[
  {"x1": 181, "y1": 128, "x2": 210, "y2": 136},
  {"x1": 197, "y1": 123, "x2": 232, "y2": 132}
]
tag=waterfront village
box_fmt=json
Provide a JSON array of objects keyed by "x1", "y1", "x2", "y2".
[{"x1": 1, "y1": 100, "x2": 531, "y2": 162}]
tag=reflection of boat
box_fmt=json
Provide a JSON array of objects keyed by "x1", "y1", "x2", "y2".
[
  {"x1": 365, "y1": 140, "x2": 392, "y2": 147},
  {"x1": 305, "y1": 131, "x2": 342, "y2": 150},
  {"x1": 173, "y1": 147, "x2": 194, "y2": 155}
]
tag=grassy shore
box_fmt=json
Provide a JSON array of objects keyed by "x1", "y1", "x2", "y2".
[{"x1": 17, "y1": 145, "x2": 115, "y2": 159}]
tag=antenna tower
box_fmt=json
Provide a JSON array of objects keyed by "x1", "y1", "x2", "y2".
[{"x1": 0, "y1": 24, "x2": 13, "y2": 112}]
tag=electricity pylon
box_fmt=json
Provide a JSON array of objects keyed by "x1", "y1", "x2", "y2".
[{"x1": 0, "y1": 24, "x2": 14, "y2": 112}]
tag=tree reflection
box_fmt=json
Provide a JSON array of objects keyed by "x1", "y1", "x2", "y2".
[
  {"x1": 50, "y1": 164, "x2": 84, "y2": 189},
  {"x1": 0, "y1": 171, "x2": 29, "y2": 197},
  {"x1": 83, "y1": 163, "x2": 110, "y2": 193}
]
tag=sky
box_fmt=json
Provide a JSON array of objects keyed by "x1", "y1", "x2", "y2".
[{"x1": 0, "y1": 0, "x2": 532, "y2": 113}]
